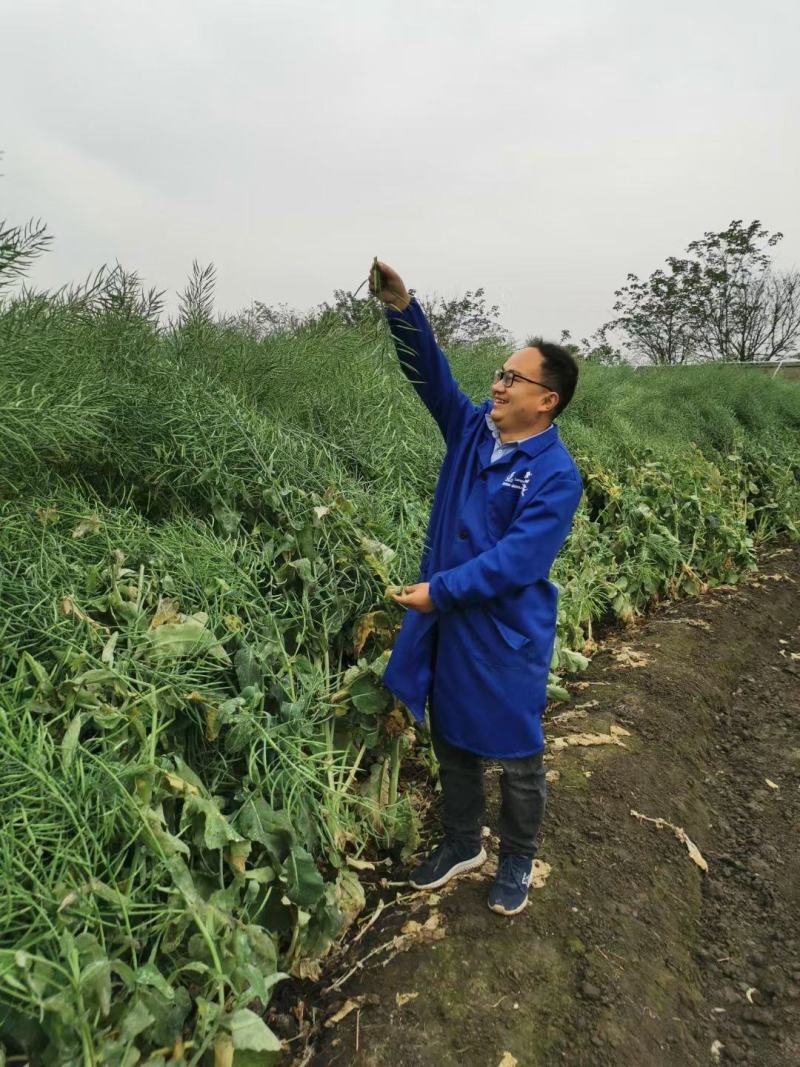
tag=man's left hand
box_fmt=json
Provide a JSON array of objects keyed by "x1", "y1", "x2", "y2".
[{"x1": 389, "y1": 582, "x2": 436, "y2": 613}]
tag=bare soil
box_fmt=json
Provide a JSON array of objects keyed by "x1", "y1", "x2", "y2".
[{"x1": 276, "y1": 540, "x2": 800, "y2": 1067}]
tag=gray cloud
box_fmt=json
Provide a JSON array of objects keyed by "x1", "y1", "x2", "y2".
[{"x1": 3, "y1": 0, "x2": 799, "y2": 346}]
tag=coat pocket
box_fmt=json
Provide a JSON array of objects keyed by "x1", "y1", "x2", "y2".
[
  {"x1": 438, "y1": 608, "x2": 535, "y2": 673},
  {"x1": 488, "y1": 614, "x2": 531, "y2": 651}
]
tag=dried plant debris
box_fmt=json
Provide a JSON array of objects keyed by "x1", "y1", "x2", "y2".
[
  {"x1": 395, "y1": 991, "x2": 419, "y2": 1008},
  {"x1": 608, "y1": 645, "x2": 650, "y2": 668},
  {"x1": 550, "y1": 724, "x2": 631, "y2": 751},
  {"x1": 630, "y1": 809, "x2": 709, "y2": 871}
]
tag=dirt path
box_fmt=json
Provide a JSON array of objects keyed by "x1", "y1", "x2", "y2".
[{"x1": 279, "y1": 541, "x2": 800, "y2": 1067}]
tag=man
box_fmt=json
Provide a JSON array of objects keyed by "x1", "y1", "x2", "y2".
[{"x1": 370, "y1": 260, "x2": 583, "y2": 917}]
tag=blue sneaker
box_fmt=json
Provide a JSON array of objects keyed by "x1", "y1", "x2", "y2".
[
  {"x1": 408, "y1": 838, "x2": 487, "y2": 890},
  {"x1": 488, "y1": 854, "x2": 533, "y2": 916}
]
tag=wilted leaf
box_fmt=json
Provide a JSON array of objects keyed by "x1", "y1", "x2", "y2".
[
  {"x1": 72, "y1": 514, "x2": 102, "y2": 539},
  {"x1": 324, "y1": 996, "x2": 372, "y2": 1027},
  {"x1": 360, "y1": 536, "x2": 397, "y2": 584},
  {"x1": 142, "y1": 613, "x2": 231, "y2": 665},
  {"x1": 294, "y1": 958, "x2": 322, "y2": 981},
  {"x1": 333, "y1": 867, "x2": 365, "y2": 934},
  {"x1": 59, "y1": 596, "x2": 105, "y2": 631},
  {"x1": 531, "y1": 859, "x2": 551, "y2": 888},
  {"x1": 610, "y1": 645, "x2": 649, "y2": 667},
  {"x1": 400, "y1": 912, "x2": 445, "y2": 943},
  {"x1": 345, "y1": 856, "x2": 376, "y2": 871},
  {"x1": 396, "y1": 991, "x2": 419, "y2": 1008},
  {"x1": 353, "y1": 610, "x2": 394, "y2": 657},
  {"x1": 36, "y1": 506, "x2": 59, "y2": 525},
  {"x1": 164, "y1": 772, "x2": 200, "y2": 797},
  {"x1": 150, "y1": 597, "x2": 182, "y2": 628},
  {"x1": 227, "y1": 839, "x2": 251, "y2": 876},
  {"x1": 214, "y1": 1035, "x2": 234, "y2": 1067}
]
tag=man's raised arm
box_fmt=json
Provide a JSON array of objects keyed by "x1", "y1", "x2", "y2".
[{"x1": 370, "y1": 259, "x2": 480, "y2": 444}]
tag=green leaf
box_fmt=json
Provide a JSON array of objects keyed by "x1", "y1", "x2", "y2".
[
  {"x1": 61, "y1": 713, "x2": 83, "y2": 770},
  {"x1": 348, "y1": 674, "x2": 390, "y2": 717},
  {"x1": 235, "y1": 643, "x2": 263, "y2": 690},
  {"x1": 138, "y1": 984, "x2": 191, "y2": 1046},
  {"x1": 281, "y1": 846, "x2": 325, "y2": 908},
  {"x1": 23, "y1": 652, "x2": 53, "y2": 696},
  {"x1": 79, "y1": 957, "x2": 111, "y2": 1017},
  {"x1": 135, "y1": 963, "x2": 174, "y2": 1001},
  {"x1": 235, "y1": 797, "x2": 294, "y2": 861},
  {"x1": 244, "y1": 866, "x2": 276, "y2": 885},
  {"x1": 213, "y1": 501, "x2": 242, "y2": 535},
  {"x1": 227, "y1": 1008, "x2": 282, "y2": 1052},
  {"x1": 184, "y1": 795, "x2": 244, "y2": 851},
  {"x1": 141, "y1": 804, "x2": 191, "y2": 859},
  {"x1": 237, "y1": 924, "x2": 280, "y2": 975},
  {"x1": 101, "y1": 631, "x2": 119, "y2": 666},
  {"x1": 560, "y1": 649, "x2": 590, "y2": 673},
  {"x1": 120, "y1": 997, "x2": 155, "y2": 1041}
]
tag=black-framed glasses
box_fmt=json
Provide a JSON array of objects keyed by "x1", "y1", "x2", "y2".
[{"x1": 493, "y1": 368, "x2": 557, "y2": 393}]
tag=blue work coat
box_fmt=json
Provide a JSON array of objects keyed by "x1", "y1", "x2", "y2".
[{"x1": 381, "y1": 297, "x2": 583, "y2": 758}]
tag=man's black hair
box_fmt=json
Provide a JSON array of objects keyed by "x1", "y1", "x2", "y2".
[{"x1": 535, "y1": 342, "x2": 579, "y2": 419}]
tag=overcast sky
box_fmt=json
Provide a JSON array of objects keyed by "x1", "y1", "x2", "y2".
[{"x1": 3, "y1": 0, "x2": 799, "y2": 346}]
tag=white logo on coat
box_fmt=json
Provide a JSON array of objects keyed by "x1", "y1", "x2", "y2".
[{"x1": 501, "y1": 469, "x2": 532, "y2": 498}]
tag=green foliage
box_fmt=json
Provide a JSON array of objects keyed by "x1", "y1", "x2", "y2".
[
  {"x1": 0, "y1": 257, "x2": 798, "y2": 1064},
  {"x1": 605, "y1": 219, "x2": 800, "y2": 364}
]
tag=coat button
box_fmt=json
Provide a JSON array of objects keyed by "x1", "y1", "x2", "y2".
[{"x1": 458, "y1": 529, "x2": 468, "y2": 539}]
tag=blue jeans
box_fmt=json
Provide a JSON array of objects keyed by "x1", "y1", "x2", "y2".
[{"x1": 430, "y1": 712, "x2": 547, "y2": 861}]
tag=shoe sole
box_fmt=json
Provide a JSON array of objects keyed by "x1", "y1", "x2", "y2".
[
  {"x1": 488, "y1": 896, "x2": 529, "y2": 917},
  {"x1": 408, "y1": 848, "x2": 487, "y2": 890}
]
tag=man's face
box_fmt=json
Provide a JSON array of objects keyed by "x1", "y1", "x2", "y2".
[{"x1": 490, "y1": 347, "x2": 559, "y2": 436}]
